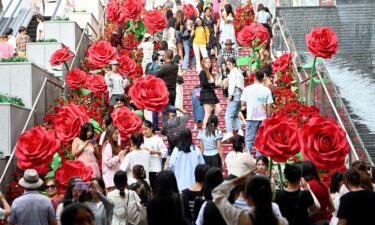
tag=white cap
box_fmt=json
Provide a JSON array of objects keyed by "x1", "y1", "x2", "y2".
[
  {"x1": 109, "y1": 60, "x2": 119, "y2": 65},
  {"x1": 144, "y1": 33, "x2": 152, "y2": 40}
]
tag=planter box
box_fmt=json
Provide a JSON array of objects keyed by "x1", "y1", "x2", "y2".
[
  {"x1": 0, "y1": 62, "x2": 61, "y2": 109},
  {"x1": 44, "y1": 21, "x2": 92, "y2": 68},
  {"x1": 65, "y1": 12, "x2": 99, "y2": 39},
  {"x1": 70, "y1": 0, "x2": 104, "y2": 22},
  {"x1": 0, "y1": 104, "x2": 33, "y2": 156},
  {"x1": 26, "y1": 42, "x2": 73, "y2": 77}
]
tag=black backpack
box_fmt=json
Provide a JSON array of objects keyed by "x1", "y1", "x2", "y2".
[{"x1": 167, "y1": 117, "x2": 184, "y2": 150}]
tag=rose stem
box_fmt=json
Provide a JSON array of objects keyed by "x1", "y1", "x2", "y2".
[
  {"x1": 268, "y1": 158, "x2": 273, "y2": 179},
  {"x1": 307, "y1": 56, "x2": 317, "y2": 106},
  {"x1": 277, "y1": 163, "x2": 284, "y2": 190},
  {"x1": 287, "y1": 67, "x2": 303, "y2": 103},
  {"x1": 64, "y1": 61, "x2": 69, "y2": 72}
]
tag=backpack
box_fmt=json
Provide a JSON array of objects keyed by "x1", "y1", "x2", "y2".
[
  {"x1": 167, "y1": 117, "x2": 184, "y2": 149},
  {"x1": 125, "y1": 191, "x2": 148, "y2": 225}
]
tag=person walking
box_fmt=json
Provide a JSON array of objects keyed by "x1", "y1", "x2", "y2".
[
  {"x1": 222, "y1": 58, "x2": 244, "y2": 141},
  {"x1": 240, "y1": 70, "x2": 273, "y2": 154},
  {"x1": 199, "y1": 57, "x2": 222, "y2": 129},
  {"x1": 8, "y1": 169, "x2": 57, "y2": 225},
  {"x1": 191, "y1": 16, "x2": 209, "y2": 72}
]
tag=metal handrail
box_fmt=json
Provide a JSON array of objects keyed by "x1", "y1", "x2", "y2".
[
  {"x1": 275, "y1": 17, "x2": 362, "y2": 164},
  {"x1": 66, "y1": 0, "x2": 108, "y2": 79},
  {"x1": 0, "y1": 0, "x2": 14, "y2": 18},
  {"x1": 0, "y1": 78, "x2": 64, "y2": 185},
  {"x1": 51, "y1": 0, "x2": 63, "y2": 19},
  {"x1": 0, "y1": 0, "x2": 22, "y2": 35},
  {"x1": 67, "y1": 22, "x2": 98, "y2": 73}
]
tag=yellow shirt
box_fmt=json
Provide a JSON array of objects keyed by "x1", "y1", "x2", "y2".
[{"x1": 193, "y1": 26, "x2": 210, "y2": 45}]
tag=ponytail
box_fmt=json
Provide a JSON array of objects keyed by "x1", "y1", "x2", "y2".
[
  {"x1": 205, "y1": 115, "x2": 218, "y2": 137},
  {"x1": 119, "y1": 187, "x2": 126, "y2": 198}
]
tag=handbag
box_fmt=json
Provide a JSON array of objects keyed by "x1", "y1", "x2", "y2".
[
  {"x1": 126, "y1": 191, "x2": 148, "y2": 225},
  {"x1": 177, "y1": 75, "x2": 184, "y2": 84}
]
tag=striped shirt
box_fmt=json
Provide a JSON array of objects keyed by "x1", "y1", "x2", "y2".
[{"x1": 8, "y1": 191, "x2": 55, "y2": 225}]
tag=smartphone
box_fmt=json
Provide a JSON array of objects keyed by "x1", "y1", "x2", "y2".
[{"x1": 75, "y1": 181, "x2": 90, "y2": 192}]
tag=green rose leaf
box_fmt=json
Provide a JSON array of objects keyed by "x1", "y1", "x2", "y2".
[
  {"x1": 90, "y1": 118, "x2": 103, "y2": 133},
  {"x1": 80, "y1": 87, "x2": 92, "y2": 95}
]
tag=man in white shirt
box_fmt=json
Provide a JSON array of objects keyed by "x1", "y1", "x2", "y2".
[{"x1": 240, "y1": 70, "x2": 273, "y2": 155}]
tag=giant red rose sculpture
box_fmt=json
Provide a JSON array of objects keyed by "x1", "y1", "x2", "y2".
[
  {"x1": 272, "y1": 53, "x2": 294, "y2": 74},
  {"x1": 129, "y1": 76, "x2": 169, "y2": 112},
  {"x1": 254, "y1": 117, "x2": 300, "y2": 162},
  {"x1": 106, "y1": 0, "x2": 121, "y2": 23},
  {"x1": 53, "y1": 104, "x2": 90, "y2": 144},
  {"x1": 66, "y1": 68, "x2": 86, "y2": 90},
  {"x1": 87, "y1": 41, "x2": 118, "y2": 68},
  {"x1": 85, "y1": 74, "x2": 108, "y2": 94},
  {"x1": 15, "y1": 127, "x2": 61, "y2": 175},
  {"x1": 117, "y1": 55, "x2": 137, "y2": 80},
  {"x1": 237, "y1": 23, "x2": 270, "y2": 48},
  {"x1": 300, "y1": 116, "x2": 349, "y2": 170},
  {"x1": 121, "y1": 0, "x2": 144, "y2": 21},
  {"x1": 112, "y1": 107, "x2": 142, "y2": 141},
  {"x1": 55, "y1": 160, "x2": 93, "y2": 193},
  {"x1": 183, "y1": 4, "x2": 197, "y2": 17},
  {"x1": 49, "y1": 47, "x2": 74, "y2": 66},
  {"x1": 306, "y1": 27, "x2": 338, "y2": 59},
  {"x1": 144, "y1": 10, "x2": 167, "y2": 32}
]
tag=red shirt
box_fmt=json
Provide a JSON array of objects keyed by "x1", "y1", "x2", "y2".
[{"x1": 308, "y1": 179, "x2": 331, "y2": 221}]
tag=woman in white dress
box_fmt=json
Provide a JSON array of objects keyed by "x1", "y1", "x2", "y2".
[{"x1": 219, "y1": 4, "x2": 237, "y2": 49}]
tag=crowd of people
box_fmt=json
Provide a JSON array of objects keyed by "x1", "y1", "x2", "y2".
[
  {"x1": 1, "y1": 1, "x2": 375, "y2": 225},
  {"x1": 0, "y1": 13, "x2": 44, "y2": 59}
]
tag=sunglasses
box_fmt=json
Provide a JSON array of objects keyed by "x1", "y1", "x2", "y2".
[{"x1": 46, "y1": 184, "x2": 57, "y2": 189}]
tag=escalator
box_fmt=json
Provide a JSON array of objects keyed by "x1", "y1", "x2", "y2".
[
  {"x1": 26, "y1": 15, "x2": 52, "y2": 41},
  {"x1": 0, "y1": 0, "x2": 61, "y2": 38}
]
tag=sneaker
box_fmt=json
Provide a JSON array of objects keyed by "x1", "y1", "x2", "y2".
[
  {"x1": 222, "y1": 132, "x2": 234, "y2": 142},
  {"x1": 237, "y1": 129, "x2": 244, "y2": 136}
]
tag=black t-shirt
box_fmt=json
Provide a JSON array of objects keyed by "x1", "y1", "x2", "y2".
[
  {"x1": 274, "y1": 190, "x2": 314, "y2": 225},
  {"x1": 182, "y1": 188, "x2": 201, "y2": 219},
  {"x1": 203, "y1": 201, "x2": 227, "y2": 225},
  {"x1": 337, "y1": 190, "x2": 375, "y2": 225}
]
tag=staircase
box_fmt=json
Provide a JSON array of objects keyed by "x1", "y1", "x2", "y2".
[
  {"x1": 158, "y1": 49, "x2": 252, "y2": 156},
  {"x1": 27, "y1": 15, "x2": 52, "y2": 42}
]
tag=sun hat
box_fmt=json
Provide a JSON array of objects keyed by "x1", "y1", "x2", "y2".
[
  {"x1": 18, "y1": 169, "x2": 43, "y2": 189},
  {"x1": 225, "y1": 39, "x2": 234, "y2": 45},
  {"x1": 109, "y1": 60, "x2": 119, "y2": 65},
  {"x1": 144, "y1": 33, "x2": 152, "y2": 40}
]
